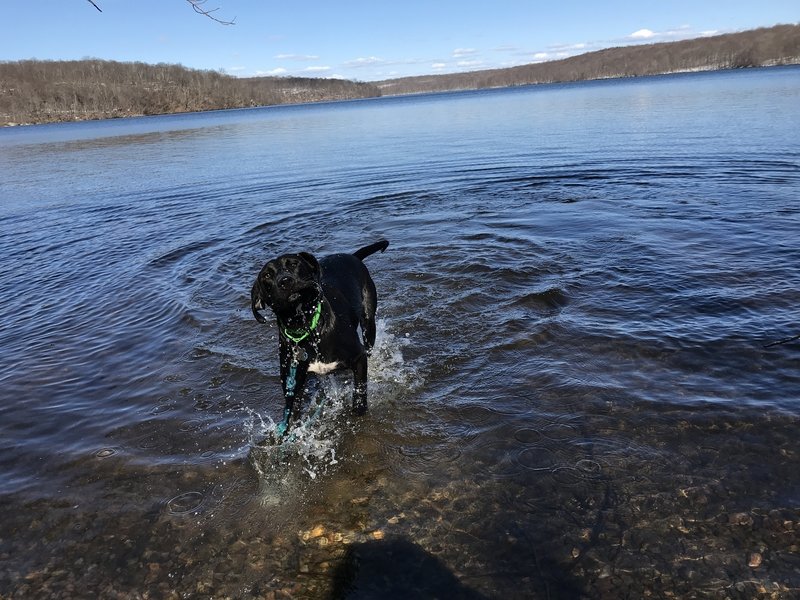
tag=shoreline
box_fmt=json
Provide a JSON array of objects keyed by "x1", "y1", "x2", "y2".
[{"x1": 4, "y1": 62, "x2": 798, "y2": 129}]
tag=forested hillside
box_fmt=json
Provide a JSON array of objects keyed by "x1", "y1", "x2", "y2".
[
  {"x1": 0, "y1": 60, "x2": 379, "y2": 125},
  {"x1": 1, "y1": 24, "x2": 798, "y2": 125},
  {"x1": 377, "y1": 24, "x2": 800, "y2": 95}
]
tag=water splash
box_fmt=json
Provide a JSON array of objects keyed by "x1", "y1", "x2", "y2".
[
  {"x1": 368, "y1": 318, "x2": 421, "y2": 393},
  {"x1": 247, "y1": 318, "x2": 417, "y2": 492}
]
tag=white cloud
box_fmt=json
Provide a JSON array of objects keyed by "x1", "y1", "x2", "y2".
[
  {"x1": 259, "y1": 67, "x2": 287, "y2": 76},
  {"x1": 344, "y1": 56, "x2": 385, "y2": 67},
  {"x1": 452, "y1": 48, "x2": 478, "y2": 58},
  {"x1": 370, "y1": 24, "x2": 731, "y2": 79},
  {"x1": 304, "y1": 66, "x2": 331, "y2": 73},
  {"x1": 548, "y1": 42, "x2": 587, "y2": 52},
  {"x1": 624, "y1": 26, "x2": 723, "y2": 45},
  {"x1": 492, "y1": 44, "x2": 518, "y2": 53},
  {"x1": 630, "y1": 28, "x2": 656, "y2": 39},
  {"x1": 274, "y1": 53, "x2": 320, "y2": 61}
]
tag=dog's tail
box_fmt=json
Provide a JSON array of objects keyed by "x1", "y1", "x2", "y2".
[{"x1": 353, "y1": 239, "x2": 389, "y2": 261}]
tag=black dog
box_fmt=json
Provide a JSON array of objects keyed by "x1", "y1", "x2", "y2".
[{"x1": 251, "y1": 240, "x2": 389, "y2": 437}]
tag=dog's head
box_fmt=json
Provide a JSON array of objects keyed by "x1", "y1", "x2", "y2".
[{"x1": 251, "y1": 252, "x2": 321, "y2": 323}]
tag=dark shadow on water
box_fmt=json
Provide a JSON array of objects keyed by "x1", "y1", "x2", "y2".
[
  {"x1": 328, "y1": 536, "x2": 585, "y2": 599},
  {"x1": 329, "y1": 537, "x2": 488, "y2": 599}
]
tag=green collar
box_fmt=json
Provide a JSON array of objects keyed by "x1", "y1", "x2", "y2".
[{"x1": 280, "y1": 301, "x2": 323, "y2": 344}]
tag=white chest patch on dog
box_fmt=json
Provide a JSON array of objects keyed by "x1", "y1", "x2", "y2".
[{"x1": 307, "y1": 360, "x2": 341, "y2": 375}]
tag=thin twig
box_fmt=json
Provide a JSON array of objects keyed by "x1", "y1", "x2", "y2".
[
  {"x1": 764, "y1": 333, "x2": 800, "y2": 348},
  {"x1": 186, "y1": 0, "x2": 236, "y2": 25},
  {"x1": 86, "y1": 0, "x2": 235, "y2": 25}
]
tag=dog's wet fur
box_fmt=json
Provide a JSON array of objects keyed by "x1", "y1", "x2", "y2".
[{"x1": 251, "y1": 240, "x2": 389, "y2": 437}]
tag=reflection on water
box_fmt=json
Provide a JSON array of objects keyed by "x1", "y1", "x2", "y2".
[{"x1": 1, "y1": 67, "x2": 799, "y2": 598}]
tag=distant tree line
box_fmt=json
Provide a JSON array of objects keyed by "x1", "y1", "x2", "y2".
[
  {"x1": 377, "y1": 24, "x2": 800, "y2": 95},
  {"x1": 0, "y1": 60, "x2": 379, "y2": 125},
  {"x1": 1, "y1": 24, "x2": 798, "y2": 125}
]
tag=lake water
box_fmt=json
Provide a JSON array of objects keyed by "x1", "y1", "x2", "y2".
[{"x1": 1, "y1": 66, "x2": 799, "y2": 599}]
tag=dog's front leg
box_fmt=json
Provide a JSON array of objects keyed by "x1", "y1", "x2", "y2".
[{"x1": 352, "y1": 352, "x2": 368, "y2": 415}]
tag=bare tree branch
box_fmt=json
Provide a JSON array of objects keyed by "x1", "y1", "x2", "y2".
[
  {"x1": 186, "y1": 0, "x2": 236, "y2": 25},
  {"x1": 85, "y1": 0, "x2": 236, "y2": 24}
]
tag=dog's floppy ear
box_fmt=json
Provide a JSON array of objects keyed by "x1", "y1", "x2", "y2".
[
  {"x1": 298, "y1": 252, "x2": 321, "y2": 278},
  {"x1": 251, "y1": 281, "x2": 268, "y2": 323}
]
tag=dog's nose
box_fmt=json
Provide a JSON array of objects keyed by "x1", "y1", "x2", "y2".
[{"x1": 278, "y1": 275, "x2": 293, "y2": 290}]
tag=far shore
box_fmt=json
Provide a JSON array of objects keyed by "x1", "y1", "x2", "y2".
[
  {"x1": 3, "y1": 62, "x2": 798, "y2": 129},
  {"x1": 5, "y1": 23, "x2": 800, "y2": 128}
]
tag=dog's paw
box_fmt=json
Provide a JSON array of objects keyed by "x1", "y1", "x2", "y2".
[
  {"x1": 254, "y1": 433, "x2": 277, "y2": 447},
  {"x1": 255, "y1": 423, "x2": 288, "y2": 446}
]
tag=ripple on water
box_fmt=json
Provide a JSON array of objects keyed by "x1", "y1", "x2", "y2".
[
  {"x1": 135, "y1": 435, "x2": 160, "y2": 450},
  {"x1": 178, "y1": 419, "x2": 204, "y2": 432},
  {"x1": 540, "y1": 420, "x2": 581, "y2": 441},
  {"x1": 516, "y1": 445, "x2": 560, "y2": 472},
  {"x1": 467, "y1": 439, "x2": 526, "y2": 479},
  {"x1": 396, "y1": 443, "x2": 463, "y2": 476},
  {"x1": 513, "y1": 428, "x2": 543, "y2": 444},
  {"x1": 166, "y1": 491, "x2": 204, "y2": 515},
  {"x1": 510, "y1": 419, "x2": 580, "y2": 445},
  {"x1": 94, "y1": 447, "x2": 118, "y2": 459}
]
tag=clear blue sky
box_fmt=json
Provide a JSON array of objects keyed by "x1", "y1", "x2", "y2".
[{"x1": 2, "y1": 1, "x2": 797, "y2": 81}]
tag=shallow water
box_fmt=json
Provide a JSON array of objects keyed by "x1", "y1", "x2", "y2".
[{"x1": 1, "y1": 67, "x2": 800, "y2": 598}]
